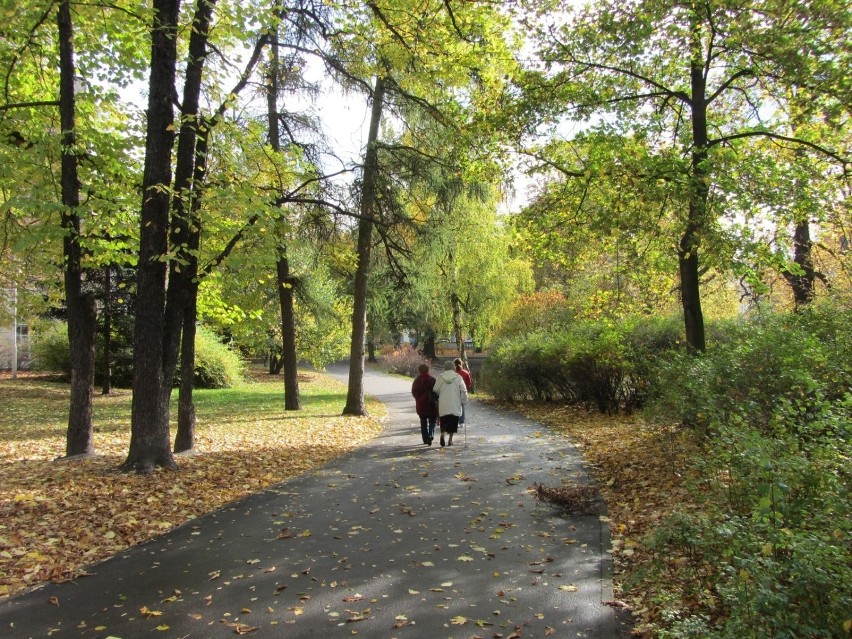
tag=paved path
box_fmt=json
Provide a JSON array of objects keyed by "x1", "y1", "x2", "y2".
[{"x1": 0, "y1": 364, "x2": 620, "y2": 638}]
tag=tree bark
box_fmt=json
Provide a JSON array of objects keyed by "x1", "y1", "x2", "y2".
[
  {"x1": 266, "y1": 31, "x2": 301, "y2": 411},
  {"x1": 680, "y1": 53, "x2": 707, "y2": 353},
  {"x1": 276, "y1": 254, "x2": 301, "y2": 410},
  {"x1": 785, "y1": 219, "x2": 816, "y2": 309},
  {"x1": 451, "y1": 295, "x2": 467, "y2": 361},
  {"x1": 58, "y1": 0, "x2": 97, "y2": 458},
  {"x1": 344, "y1": 76, "x2": 386, "y2": 416},
  {"x1": 173, "y1": 289, "x2": 197, "y2": 453},
  {"x1": 422, "y1": 328, "x2": 436, "y2": 360},
  {"x1": 101, "y1": 267, "x2": 112, "y2": 395},
  {"x1": 124, "y1": 0, "x2": 181, "y2": 473},
  {"x1": 783, "y1": 113, "x2": 817, "y2": 310},
  {"x1": 367, "y1": 336, "x2": 377, "y2": 363},
  {"x1": 174, "y1": 124, "x2": 209, "y2": 452},
  {"x1": 163, "y1": 0, "x2": 216, "y2": 454}
]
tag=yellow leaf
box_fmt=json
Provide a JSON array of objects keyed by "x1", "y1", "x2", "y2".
[{"x1": 450, "y1": 615, "x2": 467, "y2": 625}]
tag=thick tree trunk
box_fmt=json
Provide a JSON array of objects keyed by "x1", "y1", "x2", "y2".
[
  {"x1": 58, "y1": 0, "x2": 97, "y2": 458},
  {"x1": 276, "y1": 255, "x2": 301, "y2": 410},
  {"x1": 680, "y1": 57, "x2": 707, "y2": 353},
  {"x1": 124, "y1": 0, "x2": 181, "y2": 473},
  {"x1": 344, "y1": 76, "x2": 386, "y2": 416},
  {"x1": 65, "y1": 295, "x2": 97, "y2": 456}
]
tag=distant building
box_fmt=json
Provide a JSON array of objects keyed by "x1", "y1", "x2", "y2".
[
  {"x1": 1, "y1": 287, "x2": 31, "y2": 371},
  {"x1": 0, "y1": 324, "x2": 30, "y2": 371}
]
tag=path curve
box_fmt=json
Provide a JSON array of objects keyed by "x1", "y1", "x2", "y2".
[{"x1": 0, "y1": 364, "x2": 618, "y2": 639}]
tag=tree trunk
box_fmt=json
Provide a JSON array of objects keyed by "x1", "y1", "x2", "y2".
[
  {"x1": 124, "y1": 0, "x2": 181, "y2": 473},
  {"x1": 174, "y1": 116, "x2": 211, "y2": 452},
  {"x1": 174, "y1": 288, "x2": 197, "y2": 453},
  {"x1": 101, "y1": 267, "x2": 112, "y2": 395},
  {"x1": 783, "y1": 112, "x2": 817, "y2": 310},
  {"x1": 422, "y1": 328, "x2": 436, "y2": 360},
  {"x1": 58, "y1": 0, "x2": 97, "y2": 458},
  {"x1": 163, "y1": 0, "x2": 216, "y2": 454},
  {"x1": 266, "y1": 32, "x2": 301, "y2": 411},
  {"x1": 344, "y1": 76, "x2": 386, "y2": 416},
  {"x1": 451, "y1": 294, "x2": 467, "y2": 364},
  {"x1": 680, "y1": 55, "x2": 707, "y2": 353},
  {"x1": 276, "y1": 255, "x2": 301, "y2": 410},
  {"x1": 786, "y1": 219, "x2": 816, "y2": 309}
]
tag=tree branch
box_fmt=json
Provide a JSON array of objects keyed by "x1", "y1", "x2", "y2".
[
  {"x1": 709, "y1": 130, "x2": 849, "y2": 168},
  {"x1": 0, "y1": 99, "x2": 61, "y2": 112},
  {"x1": 707, "y1": 68, "x2": 754, "y2": 105}
]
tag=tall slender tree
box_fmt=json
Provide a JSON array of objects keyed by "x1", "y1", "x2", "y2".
[
  {"x1": 343, "y1": 75, "x2": 385, "y2": 416},
  {"x1": 57, "y1": 0, "x2": 97, "y2": 457}
]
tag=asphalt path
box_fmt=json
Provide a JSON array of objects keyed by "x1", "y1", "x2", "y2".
[{"x1": 0, "y1": 363, "x2": 621, "y2": 638}]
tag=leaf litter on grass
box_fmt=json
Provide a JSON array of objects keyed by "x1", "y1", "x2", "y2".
[{"x1": 0, "y1": 370, "x2": 385, "y2": 599}]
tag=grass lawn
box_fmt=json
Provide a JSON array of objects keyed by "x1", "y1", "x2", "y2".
[{"x1": 0, "y1": 369, "x2": 385, "y2": 599}]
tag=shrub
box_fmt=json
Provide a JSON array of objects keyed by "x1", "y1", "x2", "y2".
[
  {"x1": 30, "y1": 321, "x2": 245, "y2": 389},
  {"x1": 482, "y1": 314, "x2": 682, "y2": 411},
  {"x1": 191, "y1": 326, "x2": 245, "y2": 389},
  {"x1": 641, "y1": 302, "x2": 852, "y2": 638},
  {"x1": 30, "y1": 320, "x2": 71, "y2": 376},
  {"x1": 381, "y1": 343, "x2": 428, "y2": 377}
]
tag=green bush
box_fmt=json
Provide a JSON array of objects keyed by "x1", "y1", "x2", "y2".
[
  {"x1": 30, "y1": 321, "x2": 244, "y2": 389},
  {"x1": 482, "y1": 314, "x2": 681, "y2": 411},
  {"x1": 30, "y1": 320, "x2": 71, "y2": 375},
  {"x1": 191, "y1": 326, "x2": 245, "y2": 389},
  {"x1": 642, "y1": 302, "x2": 852, "y2": 638}
]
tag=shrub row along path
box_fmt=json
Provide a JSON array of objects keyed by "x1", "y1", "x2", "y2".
[{"x1": 0, "y1": 362, "x2": 622, "y2": 639}]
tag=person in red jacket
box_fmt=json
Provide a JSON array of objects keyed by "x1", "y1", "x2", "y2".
[
  {"x1": 454, "y1": 358, "x2": 474, "y2": 428},
  {"x1": 411, "y1": 363, "x2": 439, "y2": 445}
]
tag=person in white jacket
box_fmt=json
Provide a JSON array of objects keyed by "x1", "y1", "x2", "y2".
[{"x1": 433, "y1": 360, "x2": 468, "y2": 447}]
